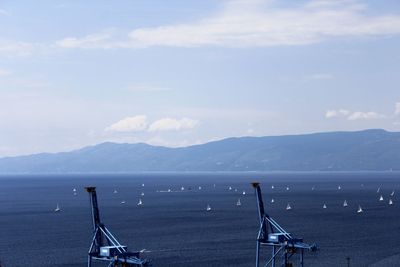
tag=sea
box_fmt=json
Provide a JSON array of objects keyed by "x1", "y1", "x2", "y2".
[{"x1": 0, "y1": 172, "x2": 399, "y2": 267}]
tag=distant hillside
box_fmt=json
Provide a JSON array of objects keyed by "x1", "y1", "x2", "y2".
[{"x1": 1, "y1": 129, "x2": 400, "y2": 173}]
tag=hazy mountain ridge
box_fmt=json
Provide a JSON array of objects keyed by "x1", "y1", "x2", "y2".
[{"x1": 1, "y1": 129, "x2": 400, "y2": 173}]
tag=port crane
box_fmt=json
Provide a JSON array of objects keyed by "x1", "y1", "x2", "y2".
[
  {"x1": 252, "y1": 182, "x2": 317, "y2": 267},
  {"x1": 86, "y1": 187, "x2": 150, "y2": 267}
]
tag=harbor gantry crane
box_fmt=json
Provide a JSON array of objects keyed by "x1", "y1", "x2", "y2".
[
  {"x1": 251, "y1": 182, "x2": 317, "y2": 267},
  {"x1": 86, "y1": 187, "x2": 150, "y2": 267}
]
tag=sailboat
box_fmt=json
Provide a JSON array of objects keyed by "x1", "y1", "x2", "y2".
[
  {"x1": 142, "y1": 183, "x2": 145, "y2": 187},
  {"x1": 181, "y1": 186, "x2": 185, "y2": 191},
  {"x1": 343, "y1": 200, "x2": 348, "y2": 207},
  {"x1": 271, "y1": 198, "x2": 275, "y2": 203},
  {"x1": 286, "y1": 186, "x2": 290, "y2": 191},
  {"x1": 286, "y1": 203, "x2": 292, "y2": 210},
  {"x1": 198, "y1": 186, "x2": 202, "y2": 190},
  {"x1": 113, "y1": 189, "x2": 118, "y2": 194},
  {"x1": 137, "y1": 198, "x2": 143, "y2": 206},
  {"x1": 338, "y1": 185, "x2": 341, "y2": 190},
  {"x1": 357, "y1": 205, "x2": 363, "y2": 213},
  {"x1": 242, "y1": 191, "x2": 246, "y2": 195},
  {"x1": 120, "y1": 200, "x2": 126, "y2": 204},
  {"x1": 323, "y1": 204, "x2": 327, "y2": 209},
  {"x1": 379, "y1": 195, "x2": 384, "y2": 201},
  {"x1": 389, "y1": 199, "x2": 393, "y2": 205},
  {"x1": 390, "y1": 190, "x2": 395, "y2": 196},
  {"x1": 271, "y1": 185, "x2": 274, "y2": 189},
  {"x1": 228, "y1": 186, "x2": 232, "y2": 191},
  {"x1": 236, "y1": 198, "x2": 241, "y2": 206},
  {"x1": 141, "y1": 192, "x2": 145, "y2": 196},
  {"x1": 54, "y1": 203, "x2": 61, "y2": 212},
  {"x1": 167, "y1": 188, "x2": 171, "y2": 192},
  {"x1": 377, "y1": 187, "x2": 381, "y2": 193},
  {"x1": 206, "y1": 204, "x2": 212, "y2": 211}
]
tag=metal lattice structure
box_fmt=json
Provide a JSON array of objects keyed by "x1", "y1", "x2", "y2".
[
  {"x1": 252, "y1": 182, "x2": 317, "y2": 267},
  {"x1": 86, "y1": 187, "x2": 150, "y2": 267}
]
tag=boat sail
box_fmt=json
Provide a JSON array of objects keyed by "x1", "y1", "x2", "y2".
[
  {"x1": 137, "y1": 198, "x2": 143, "y2": 206},
  {"x1": 206, "y1": 204, "x2": 212, "y2": 211},
  {"x1": 271, "y1": 198, "x2": 274, "y2": 203},
  {"x1": 357, "y1": 205, "x2": 363, "y2": 213},
  {"x1": 286, "y1": 203, "x2": 292, "y2": 210},
  {"x1": 390, "y1": 191, "x2": 395, "y2": 196},
  {"x1": 323, "y1": 204, "x2": 327, "y2": 209},
  {"x1": 379, "y1": 195, "x2": 384, "y2": 201},
  {"x1": 54, "y1": 203, "x2": 61, "y2": 212},
  {"x1": 343, "y1": 200, "x2": 348, "y2": 207},
  {"x1": 389, "y1": 199, "x2": 393, "y2": 205},
  {"x1": 236, "y1": 198, "x2": 241, "y2": 206}
]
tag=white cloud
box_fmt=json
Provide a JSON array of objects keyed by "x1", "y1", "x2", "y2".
[
  {"x1": 325, "y1": 109, "x2": 350, "y2": 118},
  {"x1": 105, "y1": 115, "x2": 148, "y2": 132},
  {"x1": 56, "y1": 0, "x2": 400, "y2": 49},
  {"x1": 347, "y1": 111, "x2": 385, "y2": 120},
  {"x1": 0, "y1": 40, "x2": 36, "y2": 57},
  {"x1": 395, "y1": 102, "x2": 400, "y2": 115},
  {"x1": 148, "y1": 118, "x2": 198, "y2": 132},
  {"x1": 0, "y1": 69, "x2": 11, "y2": 76}
]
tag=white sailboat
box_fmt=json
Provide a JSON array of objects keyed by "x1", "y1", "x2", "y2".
[
  {"x1": 73, "y1": 188, "x2": 77, "y2": 196},
  {"x1": 271, "y1": 185, "x2": 274, "y2": 189},
  {"x1": 167, "y1": 188, "x2": 171, "y2": 192},
  {"x1": 389, "y1": 199, "x2": 393, "y2": 205},
  {"x1": 113, "y1": 189, "x2": 118, "y2": 194},
  {"x1": 137, "y1": 198, "x2": 143, "y2": 206},
  {"x1": 198, "y1": 186, "x2": 202, "y2": 190},
  {"x1": 181, "y1": 186, "x2": 185, "y2": 191},
  {"x1": 141, "y1": 192, "x2": 145, "y2": 196},
  {"x1": 54, "y1": 203, "x2": 61, "y2": 212},
  {"x1": 286, "y1": 186, "x2": 290, "y2": 191},
  {"x1": 206, "y1": 204, "x2": 212, "y2": 211},
  {"x1": 338, "y1": 185, "x2": 341, "y2": 190},
  {"x1": 377, "y1": 187, "x2": 381, "y2": 193},
  {"x1": 236, "y1": 198, "x2": 241, "y2": 206},
  {"x1": 286, "y1": 203, "x2": 292, "y2": 210},
  {"x1": 120, "y1": 200, "x2": 126, "y2": 204},
  {"x1": 242, "y1": 190, "x2": 246, "y2": 195},
  {"x1": 142, "y1": 183, "x2": 145, "y2": 187},
  {"x1": 271, "y1": 198, "x2": 275, "y2": 203},
  {"x1": 390, "y1": 190, "x2": 395, "y2": 196},
  {"x1": 357, "y1": 205, "x2": 363, "y2": 213},
  {"x1": 323, "y1": 204, "x2": 327, "y2": 209},
  {"x1": 228, "y1": 186, "x2": 232, "y2": 191},
  {"x1": 343, "y1": 200, "x2": 348, "y2": 207},
  {"x1": 379, "y1": 195, "x2": 384, "y2": 201}
]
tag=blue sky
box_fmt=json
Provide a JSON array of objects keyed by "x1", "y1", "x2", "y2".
[{"x1": 1, "y1": 0, "x2": 400, "y2": 156}]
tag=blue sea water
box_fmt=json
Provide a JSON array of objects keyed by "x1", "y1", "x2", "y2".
[{"x1": 0, "y1": 172, "x2": 399, "y2": 267}]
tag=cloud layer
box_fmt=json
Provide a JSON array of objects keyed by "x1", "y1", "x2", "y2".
[
  {"x1": 106, "y1": 116, "x2": 198, "y2": 133},
  {"x1": 56, "y1": 0, "x2": 400, "y2": 49}
]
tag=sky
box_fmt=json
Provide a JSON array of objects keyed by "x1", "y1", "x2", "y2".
[{"x1": 1, "y1": 0, "x2": 400, "y2": 157}]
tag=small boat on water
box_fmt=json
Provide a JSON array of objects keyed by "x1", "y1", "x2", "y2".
[
  {"x1": 206, "y1": 204, "x2": 212, "y2": 211},
  {"x1": 113, "y1": 189, "x2": 118, "y2": 194},
  {"x1": 236, "y1": 198, "x2": 241, "y2": 206},
  {"x1": 271, "y1": 198, "x2": 274, "y2": 203},
  {"x1": 181, "y1": 186, "x2": 185, "y2": 191},
  {"x1": 379, "y1": 195, "x2": 384, "y2": 201},
  {"x1": 286, "y1": 186, "x2": 290, "y2": 191},
  {"x1": 389, "y1": 199, "x2": 393, "y2": 205},
  {"x1": 142, "y1": 183, "x2": 145, "y2": 187},
  {"x1": 271, "y1": 185, "x2": 274, "y2": 189},
  {"x1": 137, "y1": 199, "x2": 143, "y2": 206},
  {"x1": 343, "y1": 200, "x2": 348, "y2": 207},
  {"x1": 338, "y1": 185, "x2": 341, "y2": 190},
  {"x1": 73, "y1": 188, "x2": 77, "y2": 196},
  {"x1": 54, "y1": 203, "x2": 61, "y2": 212},
  {"x1": 377, "y1": 187, "x2": 381, "y2": 193},
  {"x1": 323, "y1": 204, "x2": 327, "y2": 209},
  {"x1": 167, "y1": 188, "x2": 171, "y2": 192},
  {"x1": 198, "y1": 186, "x2": 202, "y2": 190},
  {"x1": 390, "y1": 190, "x2": 395, "y2": 196},
  {"x1": 242, "y1": 191, "x2": 246, "y2": 195},
  {"x1": 357, "y1": 205, "x2": 363, "y2": 213},
  {"x1": 228, "y1": 186, "x2": 232, "y2": 190},
  {"x1": 286, "y1": 203, "x2": 291, "y2": 210},
  {"x1": 141, "y1": 192, "x2": 145, "y2": 196},
  {"x1": 120, "y1": 200, "x2": 126, "y2": 204}
]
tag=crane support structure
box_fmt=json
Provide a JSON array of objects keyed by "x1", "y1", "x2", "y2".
[
  {"x1": 251, "y1": 182, "x2": 317, "y2": 267},
  {"x1": 85, "y1": 187, "x2": 150, "y2": 267}
]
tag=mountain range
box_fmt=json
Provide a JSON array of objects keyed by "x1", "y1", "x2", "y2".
[{"x1": 1, "y1": 129, "x2": 400, "y2": 173}]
